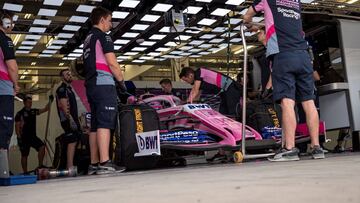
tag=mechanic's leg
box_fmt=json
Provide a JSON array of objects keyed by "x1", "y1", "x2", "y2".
[
  {"x1": 38, "y1": 145, "x2": 45, "y2": 167},
  {"x1": 301, "y1": 100, "x2": 319, "y2": 147},
  {"x1": 67, "y1": 142, "x2": 76, "y2": 168},
  {"x1": 21, "y1": 156, "x2": 28, "y2": 173},
  {"x1": 89, "y1": 132, "x2": 99, "y2": 164},
  {"x1": 97, "y1": 128, "x2": 111, "y2": 163},
  {"x1": 281, "y1": 98, "x2": 297, "y2": 149}
]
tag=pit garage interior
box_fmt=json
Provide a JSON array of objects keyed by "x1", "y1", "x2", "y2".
[{"x1": 1, "y1": 0, "x2": 360, "y2": 202}]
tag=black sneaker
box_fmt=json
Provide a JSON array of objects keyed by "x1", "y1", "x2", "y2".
[
  {"x1": 96, "y1": 160, "x2": 126, "y2": 175},
  {"x1": 268, "y1": 147, "x2": 300, "y2": 162},
  {"x1": 333, "y1": 145, "x2": 344, "y2": 153},
  {"x1": 311, "y1": 145, "x2": 325, "y2": 159},
  {"x1": 87, "y1": 164, "x2": 98, "y2": 175}
]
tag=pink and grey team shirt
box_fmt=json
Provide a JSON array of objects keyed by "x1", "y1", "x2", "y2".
[
  {"x1": 0, "y1": 30, "x2": 15, "y2": 95},
  {"x1": 252, "y1": 0, "x2": 308, "y2": 57},
  {"x1": 194, "y1": 68, "x2": 234, "y2": 94},
  {"x1": 83, "y1": 27, "x2": 115, "y2": 87}
]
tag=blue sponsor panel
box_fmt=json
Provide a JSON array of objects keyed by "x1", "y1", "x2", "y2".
[
  {"x1": 261, "y1": 127, "x2": 282, "y2": 139},
  {"x1": 160, "y1": 130, "x2": 215, "y2": 144}
]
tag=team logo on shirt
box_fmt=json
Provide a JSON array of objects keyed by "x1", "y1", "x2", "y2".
[{"x1": 105, "y1": 35, "x2": 112, "y2": 43}]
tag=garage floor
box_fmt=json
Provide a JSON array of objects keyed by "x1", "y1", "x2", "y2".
[{"x1": 1, "y1": 153, "x2": 360, "y2": 203}]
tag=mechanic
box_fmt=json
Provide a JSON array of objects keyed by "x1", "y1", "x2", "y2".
[
  {"x1": 56, "y1": 69, "x2": 81, "y2": 170},
  {"x1": 159, "y1": 78, "x2": 183, "y2": 99},
  {"x1": 15, "y1": 95, "x2": 53, "y2": 173},
  {"x1": 83, "y1": 6, "x2": 126, "y2": 174},
  {"x1": 244, "y1": 0, "x2": 325, "y2": 161}
]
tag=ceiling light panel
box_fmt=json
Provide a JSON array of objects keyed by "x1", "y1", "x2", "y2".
[
  {"x1": 124, "y1": 52, "x2": 139, "y2": 56},
  {"x1": 29, "y1": 27, "x2": 46, "y2": 33},
  {"x1": 76, "y1": 5, "x2": 95, "y2": 13},
  {"x1": 25, "y1": 35, "x2": 42, "y2": 40},
  {"x1": 42, "y1": 50, "x2": 57, "y2": 54},
  {"x1": 225, "y1": 18, "x2": 242, "y2": 25},
  {"x1": 148, "y1": 52, "x2": 161, "y2": 56},
  {"x1": 230, "y1": 38, "x2": 242, "y2": 43},
  {"x1": 73, "y1": 49, "x2": 83, "y2": 53},
  {"x1": 132, "y1": 60, "x2": 145, "y2": 63},
  {"x1": 63, "y1": 25, "x2": 81, "y2": 31},
  {"x1": 114, "y1": 39, "x2": 130, "y2": 44},
  {"x1": 199, "y1": 44, "x2": 212, "y2": 48},
  {"x1": 152, "y1": 3, "x2": 173, "y2": 12},
  {"x1": 139, "y1": 56, "x2": 153, "y2": 60},
  {"x1": 131, "y1": 24, "x2": 149, "y2": 31},
  {"x1": 165, "y1": 42, "x2": 178, "y2": 47},
  {"x1": 141, "y1": 14, "x2": 161, "y2": 22},
  {"x1": 156, "y1": 47, "x2": 170, "y2": 52},
  {"x1": 3, "y1": 3, "x2": 23, "y2": 12},
  {"x1": 68, "y1": 53, "x2": 82, "y2": 57},
  {"x1": 221, "y1": 32, "x2": 237, "y2": 38},
  {"x1": 38, "y1": 54, "x2": 53, "y2": 57},
  {"x1": 57, "y1": 33, "x2": 74, "y2": 39},
  {"x1": 198, "y1": 18, "x2": 217, "y2": 26},
  {"x1": 183, "y1": 6, "x2": 202, "y2": 15},
  {"x1": 211, "y1": 8, "x2": 231, "y2": 16},
  {"x1": 16, "y1": 50, "x2": 30, "y2": 54},
  {"x1": 132, "y1": 47, "x2": 147, "y2": 51},
  {"x1": 52, "y1": 39, "x2": 68, "y2": 44},
  {"x1": 113, "y1": 11, "x2": 129, "y2": 19},
  {"x1": 21, "y1": 41, "x2": 37, "y2": 45},
  {"x1": 176, "y1": 35, "x2": 192, "y2": 41},
  {"x1": 119, "y1": 0, "x2": 140, "y2": 8},
  {"x1": 159, "y1": 26, "x2": 171, "y2": 33},
  {"x1": 209, "y1": 38, "x2": 225, "y2": 43},
  {"x1": 196, "y1": 0, "x2": 213, "y2": 2},
  {"x1": 140, "y1": 41, "x2": 156, "y2": 46},
  {"x1": 225, "y1": 0, "x2": 245, "y2": 5},
  {"x1": 114, "y1": 45, "x2": 122, "y2": 50},
  {"x1": 179, "y1": 46, "x2": 193, "y2": 51},
  {"x1": 44, "y1": 0, "x2": 64, "y2": 6},
  {"x1": 253, "y1": 17, "x2": 264, "y2": 22},
  {"x1": 180, "y1": 52, "x2": 192, "y2": 56},
  {"x1": 170, "y1": 51, "x2": 184, "y2": 55},
  {"x1": 189, "y1": 40, "x2": 205, "y2": 45},
  {"x1": 38, "y1": 8, "x2": 57, "y2": 16},
  {"x1": 189, "y1": 48, "x2": 202, "y2": 53},
  {"x1": 212, "y1": 27, "x2": 227, "y2": 33},
  {"x1": 117, "y1": 56, "x2": 131, "y2": 60},
  {"x1": 33, "y1": 19, "x2": 51, "y2": 26},
  {"x1": 47, "y1": 45, "x2": 62, "y2": 49},
  {"x1": 149, "y1": 34, "x2": 167, "y2": 40},
  {"x1": 122, "y1": 32, "x2": 140, "y2": 38},
  {"x1": 69, "y1": 16, "x2": 88, "y2": 23},
  {"x1": 18, "y1": 46, "x2": 34, "y2": 50},
  {"x1": 200, "y1": 34, "x2": 217, "y2": 39}
]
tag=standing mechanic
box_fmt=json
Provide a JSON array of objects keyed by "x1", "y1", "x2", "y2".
[
  {"x1": 0, "y1": 9, "x2": 19, "y2": 169},
  {"x1": 179, "y1": 67, "x2": 241, "y2": 117},
  {"x1": 84, "y1": 7, "x2": 126, "y2": 175},
  {"x1": 159, "y1": 78, "x2": 183, "y2": 99},
  {"x1": 244, "y1": 0, "x2": 325, "y2": 161},
  {"x1": 56, "y1": 69, "x2": 80, "y2": 170},
  {"x1": 15, "y1": 95, "x2": 53, "y2": 173}
]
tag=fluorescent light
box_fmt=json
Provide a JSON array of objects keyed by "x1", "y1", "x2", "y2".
[
  {"x1": 189, "y1": 48, "x2": 202, "y2": 53},
  {"x1": 180, "y1": 52, "x2": 192, "y2": 56},
  {"x1": 18, "y1": 46, "x2": 34, "y2": 50},
  {"x1": 38, "y1": 54, "x2": 53, "y2": 57},
  {"x1": 63, "y1": 25, "x2": 81, "y2": 31},
  {"x1": 300, "y1": 0, "x2": 314, "y2": 3},
  {"x1": 73, "y1": 49, "x2": 83, "y2": 53},
  {"x1": 190, "y1": 55, "x2": 201, "y2": 58},
  {"x1": 69, "y1": 16, "x2": 88, "y2": 23},
  {"x1": 209, "y1": 38, "x2": 225, "y2": 43},
  {"x1": 16, "y1": 50, "x2": 30, "y2": 54},
  {"x1": 200, "y1": 34, "x2": 217, "y2": 39},
  {"x1": 33, "y1": 19, "x2": 51, "y2": 26},
  {"x1": 347, "y1": 0, "x2": 359, "y2": 4},
  {"x1": 170, "y1": 51, "x2": 183, "y2": 55},
  {"x1": 212, "y1": 27, "x2": 227, "y2": 33},
  {"x1": 253, "y1": 17, "x2": 264, "y2": 22},
  {"x1": 79, "y1": 44, "x2": 84, "y2": 48},
  {"x1": 159, "y1": 26, "x2": 171, "y2": 33},
  {"x1": 162, "y1": 55, "x2": 181, "y2": 59},
  {"x1": 139, "y1": 56, "x2": 153, "y2": 60},
  {"x1": 225, "y1": 18, "x2": 242, "y2": 25},
  {"x1": 156, "y1": 47, "x2": 170, "y2": 52},
  {"x1": 63, "y1": 57, "x2": 76, "y2": 60},
  {"x1": 76, "y1": 5, "x2": 95, "y2": 13},
  {"x1": 195, "y1": 0, "x2": 212, "y2": 2},
  {"x1": 239, "y1": 9, "x2": 248, "y2": 15},
  {"x1": 124, "y1": 52, "x2": 139, "y2": 56},
  {"x1": 184, "y1": 6, "x2": 202, "y2": 15},
  {"x1": 140, "y1": 41, "x2": 156, "y2": 46},
  {"x1": 221, "y1": 32, "x2": 237, "y2": 38},
  {"x1": 114, "y1": 45, "x2": 122, "y2": 50},
  {"x1": 13, "y1": 15, "x2": 19, "y2": 21},
  {"x1": 225, "y1": 0, "x2": 245, "y2": 5},
  {"x1": 68, "y1": 53, "x2": 82, "y2": 57},
  {"x1": 176, "y1": 35, "x2": 192, "y2": 41},
  {"x1": 44, "y1": 0, "x2": 64, "y2": 6},
  {"x1": 117, "y1": 56, "x2": 131, "y2": 59},
  {"x1": 211, "y1": 8, "x2": 231, "y2": 17},
  {"x1": 31, "y1": 62, "x2": 36, "y2": 66},
  {"x1": 47, "y1": 45, "x2": 62, "y2": 49},
  {"x1": 149, "y1": 34, "x2": 166, "y2": 40},
  {"x1": 141, "y1": 14, "x2": 161, "y2": 22},
  {"x1": 148, "y1": 52, "x2": 161, "y2": 56},
  {"x1": 59, "y1": 62, "x2": 65, "y2": 66},
  {"x1": 199, "y1": 44, "x2": 212, "y2": 48},
  {"x1": 199, "y1": 51, "x2": 211, "y2": 55},
  {"x1": 165, "y1": 42, "x2": 178, "y2": 47},
  {"x1": 189, "y1": 40, "x2": 205, "y2": 45},
  {"x1": 152, "y1": 3, "x2": 173, "y2": 12},
  {"x1": 29, "y1": 27, "x2": 46, "y2": 33},
  {"x1": 52, "y1": 39, "x2": 68, "y2": 44},
  {"x1": 230, "y1": 38, "x2": 242, "y2": 43},
  {"x1": 113, "y1": 11, "x2": 129, "y2": 19},
  {"x1": 38, "y1": 8, "x2": 58, "y2": 16},
  {"x1": 42, "y1": 50, "x2": 57, "y2": 54},
  {"x1": 57, "y1": 33, "x2": 74, "y2": 39},
  {"x1": 3, "y1": 3, "x2": 23, "y2": 12},
  {"x1": 131, "y1": 24, "x2": 149, "y2": 31},
  {"x1": 119, "y1": 0, "x2": 140, "y2": 8},
  {"x1": 122, "y1": 32, "x2": 140, "y2": 38},
  {"x1": 132, "y1": 47, "x2": 147, "y2": 51},
  {"x1": 198, "y1": 18, "x2": 217, "y2": 26},
  {"x1": 21, "y1": 41, "x2": 37, "y2": 45},
  {"x1": 25, "y1": 35, "x2": 42, "y2": 40},
  {"x1": 132, "y1": 60, "x2": 145, "y2": 63},
  {"x1": 114, "y1": 39, "x2": 130, "y2": 44},
  {"x1": 179, "y1": 46, "x2": 193, "y2": 51}
]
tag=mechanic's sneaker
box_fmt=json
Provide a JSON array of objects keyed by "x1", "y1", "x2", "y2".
[
  {"x1": 333, "y1": 145, "x2": 344, "y2": 153},
  {"x1": 311, "y1": 145, "x2": 325, "y2": 159},
  {"x1": 87, "y1": 164, "x2": 98, "y2": 175},
  {"x1": 96, "y1": 160, "x2": 126, "y2": 175},
  {"x1": 206, "y1": 153, "x2": 227, "y2": 163},
  {"x1": 268, "y1": 147, "x2": 300, "y2": 162}
]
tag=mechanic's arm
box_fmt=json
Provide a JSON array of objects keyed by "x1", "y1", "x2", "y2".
[
  {"x1": 313, "y1": 70, "x2": 320, "y2": 82},
  {"x1": 105, "y1": 53, "x2": 124, "y2": 82},
  {"x1": 243, "y1": 7, "x2": 257, "y2": 24},
  {"x1": 6, "y1": 59, "x2": 19, "y2": 94},
  {"x1": 265, "y1": 75, "x2": 272, "y2": 89},
  {"x1": 15, "y1": 121, "x2": 21, "y2": 138},
  {"x1": 38, "y1": 102, "x2": 50, "y2": 114},
  {"x1": 187, "y1": 80, "x2": 201, "y2": 103}
]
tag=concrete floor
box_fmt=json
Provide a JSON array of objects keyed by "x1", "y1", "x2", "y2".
[{"x1": 1, "y1": 153, "x2": 360, "y2": 203}]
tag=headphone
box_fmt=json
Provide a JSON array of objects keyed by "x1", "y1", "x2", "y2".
[{"x1": 1, "y1": 10, "x2": 14, "y2": 29}]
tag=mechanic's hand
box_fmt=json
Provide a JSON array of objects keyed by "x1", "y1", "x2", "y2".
[
  {"x1": 261, "y1": 88, "x2": 272, "y2": 99},
  {"x1": 48, "y1": 95, "x2": 54, "y2": 103},
  {"x1": 116, "y1": 80, "x2": 127, "y2": 93},
  {"x1": 17, "y1": 137, "x2": 23, "y2": 148},
  {"x1": 14, "y1": 84, "x2": 20, "y2": 94}
]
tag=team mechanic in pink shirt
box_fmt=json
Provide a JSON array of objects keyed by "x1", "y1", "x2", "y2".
[{"x1": 244, "y1": 0, "x2": 325, "y2": 161}]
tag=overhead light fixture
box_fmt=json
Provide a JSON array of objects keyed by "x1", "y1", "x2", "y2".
[
  {"x1": 225, "y1": 0, "x2": 245, "y2": 5},
  {"x1": 16, "y1": 50, "x2": 30, "y2": 54},
  {"x1": 176, "y1": 35, "x2": 192, "y2": 41},
  {"x1": 152, "y1": 3, "x2": 173, "y2": 12},
  {"x1": 38, "y1": 54, "x2": 53, "y2": 58},
  {"x1": 31, "y1": 62, "x2": 36, "y2": 66},
  {"x1": 140, "y1": 41, "x2": 156, "y2": 46},
  {"x1": 63, "y1": 25, "x2": 81, "y2": 31},
  {"x1": 79, "y1": 44, "x2": 84, "y2": 48},
  {"x1": 148, "y1": 52, "x2": 161, "y2": 56},
  {"x1": 52, "y1": 39, "x2": 68, "y2": 45},
  {"x1": 21, "y1": 41, "x2": 37, "y2": 45},
  {"x1": 198, "y1": 18, "x2": 217, "y2": 26},
  {"x1": 156, "y1": 47, "x2": 170, "y2": 52},
  {"x1": 195, "y1": 0, "x2": 213, "y2": 2},
  {"x1": 73, "y1": 49, "x2": 83, "y2": 53},
  {"x1": 132, "y1": 59, "x2": 145, "y2": 63},
  {"x1": 57, "y1": 33, "x2": 74, "y2": 39},
  {"x1": 199, "y1": 44, "x2": 212, "y2": 48},
  {"x1": 24, "y1": 14, "x2": 32, "y2": 19},
  {"x1": 141, "y1": 14, "x2": 161, "y2": 22},
  {"x1": 69, "y1": 16, "x2": 88, "y2": 23},
  {"x1": 18, "y1": 46, "x2": 34, "y2": 50},
  {"x1": 300, "y1": 0, "x2": 314, "y2": 3},
  {"x1": 38, "y1": 8, "x2": 58, "y2": 16},
  {"x1": 13, "y1": 34, "x2": 22, "y2": 46},
  {"x1": 159, "y1": 26, "x2": 171, "y2": 33},
  {"x1": 119, "y1": 0, "x2": 140, "y2": 8},
  {"x1": 239, "y1": 9, "x2": 248, "y2": 15},
  {"x1": 68, "y1": 53, "x2": 82, "y2": 57},
  {"x1": 189, "y1": 40, "x2": 205, "y2": 45},
  {"x1": 112, "y1": 11, "x2": 129, "y2": 19},
  {"x1": 209, "y1": 38, "x2": 225, "y2": 43},
  {"x1": 25, "y1": 35, "x2": 41, "y2": 40},
  {"x1": 253, "y1": 17, "x2": 264, "y2": 22},
  {"x1": 183, "y1": 6, "x2": 203, "y2": 15},
  {"x1": 62, "y1": 57, "x2": 76, "y2": 60},
  {"x1": 139, "y1": 56, "x2": 153, "y2": 60},
  {"x1": 211, "y1": 8, "x2": 231, "y2": 16},
  {"x1": 347, "y1": 0, "x2": 359, "y2": 4},
  {"x1": 33, "y1": 19, "x2": 51, "y2": 26},
  {"x1": 180, "y1": 52, "x2": 192, "y2": 56},
  {"x1": 199, "y1": 51, "x2": 211, "y2": 55},
  {"x1": 3, "y1": 3, "x2": 23, "y2": 12},
  {"x1": 114, "y1": 39, "x2": 130, "y2": 44},
  {"x1": 132, "y1": 47, "x2": 147, "y2": 51},
  {"x1": 42, "y1": 50, "x2": 57, "y2": 54},
  {"x1": 149, "y1": 34, "x2": 167, "y2": 40},
  {"x1": 59, "y1": 62, "x2": 65, "y2": 66},
  {"x1": 221, "y1": 32, "x2": 237, "y2": 38},
  {"x1": 76, "y1": 5, "x2": 95, "y2": 13},
  {"x1": 113, "y1": 45, "x2": 122, "y2": 50},
  {"x1": 337, "y1": 5, "x2": 346, "y2": 8},
  {"x1": 200, "y1": 34, "x2": 217, "y2": 39},
  {"x1": 189, "y1": 48, "x2": 202, "y2": 53},
  {"x1": 124, "y1": 52, "x2": 139, "y2": 56},
  {"x1": 179, "y1": 46, "x2": 193, "y2": 51},
  {"x1": 29, "y1": 27, "x2": 46, "y2": 33},
  {"x1": 212, "y1": 27, "x2": 227, "y2": 33},
  {"x1": 170, "y1": 51, "x2": 184, "y2": 55},
  {"x1": 117, "y1": 56, "x2": 131, "y2": 60},
  {"x1": 230, "y1": 38, "x2": 242, "y2": 43},
  {"x1": 131, "y1": 24, "x2": 149, "y2": 31},
  {"x1": 122, "y1": 32, "x2": 140, "y2": 38},
  {"x1": 225, "y1": 18, "x2": 242, "y2": 25},
  {"x1": 165, "y1": 41, "x2": 178, "y2": 47},
  {"x1": 44, "y1": 0, "x2": 64, "y2": 6},
  {"x1": 47, "y1": 45, "x2": 62, "y2": 49}
]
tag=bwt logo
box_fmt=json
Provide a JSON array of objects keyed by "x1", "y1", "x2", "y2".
[
  {"x1": 139, "y1": 136, "x2": 158, "y2": 150},
  {"x1": 105, "y1": 106, "x2": 115, "y2": 110},
  {"x1": 187, "y1": 104, "x2": 210, "y2": 110},
  {"x1": 3, "y1": 116, "x2": 13, "y2": 121}
]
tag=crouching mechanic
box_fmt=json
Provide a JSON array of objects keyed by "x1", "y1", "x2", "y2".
[
  {"x1": 179, "y1": 67, "x2": 241, "y2": 117},
  {"x1": 56, "y1": 69, "x2": 81, "y2": 170},
  {"x1": 84, "y1": 7, "x2": 127, "y2": 175}
]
